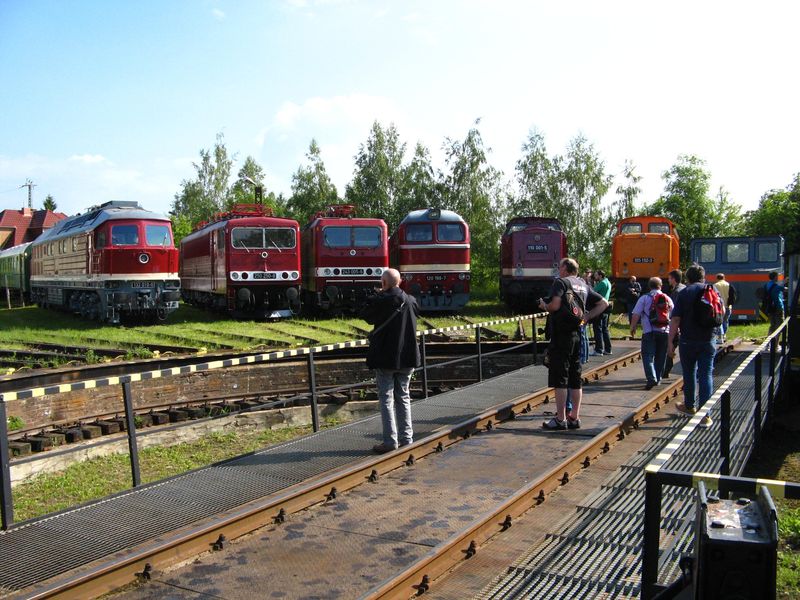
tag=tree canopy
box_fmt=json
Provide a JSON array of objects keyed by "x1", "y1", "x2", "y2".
[
  {"x1": 285, "y1": 140, "x2": 339, "y2": 225},
  {"x1": 744, "y1": 173, "x2": 800, "y2": 253}
]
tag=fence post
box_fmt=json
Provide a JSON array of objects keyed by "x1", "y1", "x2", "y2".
[
  {"x1": 476, "y1": 326, "x2": 483, "y2": 382},
  {"x1": 642, "y1": 468, "x2": 663, "y2": 600},
  {"x1": 419, "y1": 333, "x2": 428, "y2": 399},
  {"x1": 0, "y1": 401, "x2": 13, "y2": 530},
  {"x1": 531, "y1": 315, "x2": 538, "y2": 365},
  {"x1": 767, "y1": 337, "x2": 777, "y2": 428},
  {"x1": 754, "y1": 353, "x2": 762, "y2": 449},
  {"x1": 121, "y1": 381, "x2": 141, "y2": 488},
  {"x1": 307, "y1": 351, "x2": 320, "y2": 433},
  {"x1": 720, "y1": 389, "x2": 731, "y2": 476}
]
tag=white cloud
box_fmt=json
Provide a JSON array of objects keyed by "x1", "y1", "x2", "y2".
[
  {"x1": 69, "y1": 154, "x2": 109, "y2": 165},
  {"x1": 211, "y1": 8, "x2": 225, "y2": 20}
]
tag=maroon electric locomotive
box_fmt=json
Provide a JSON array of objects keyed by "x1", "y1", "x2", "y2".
[
  {"x1": 301, "y1": 205, "x2": 388, "y2": 312},
  {"x1": 180, "y1": 204, "x2": 301, "y2": 318}
]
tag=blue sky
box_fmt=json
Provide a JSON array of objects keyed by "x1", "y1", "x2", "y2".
[{"x1": 1, "y1": 0, "x2": 798, "y2": 218}]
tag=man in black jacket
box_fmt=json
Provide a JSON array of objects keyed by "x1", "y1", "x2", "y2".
[{"x1": 360, "y1": 268, "x2": 421, "y2": 454}]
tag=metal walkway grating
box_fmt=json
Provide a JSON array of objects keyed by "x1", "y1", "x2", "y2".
[
  {"x1": 481, "y1": 347, "x2": 765, "y2": 599},
  {"x1": 0, "y1": 361, "x2": 559, "y2": 594}
]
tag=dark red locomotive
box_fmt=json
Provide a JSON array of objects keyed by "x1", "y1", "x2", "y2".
[
  {"x1": 29, "y1": 200, "x2": 181, "y2": 323},
  {"x1": 389, "y1": 208, "x2": 470, "y2": 311},
  {"x1": 500, "y1": 217, "x2": 568, "y2": 310},
  {"x1": 301, "y1": 205, "x2": 388, "y2": 312},
  {"x1": 180, "y1": 204, "x2": 300, "y2": 318}
]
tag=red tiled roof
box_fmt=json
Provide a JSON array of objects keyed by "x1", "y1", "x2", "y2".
[{"x1": 0, "y1": 208, "x2": 67, "y2": 248}]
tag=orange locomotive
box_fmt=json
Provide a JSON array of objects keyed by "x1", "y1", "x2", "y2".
[{"x1": 611, "y1": 216, "x2": 680, "y2": 300}]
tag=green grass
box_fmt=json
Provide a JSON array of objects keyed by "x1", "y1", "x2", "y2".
[{"x1": 11, "y1": 422, "x2": 349, "y2": 522}]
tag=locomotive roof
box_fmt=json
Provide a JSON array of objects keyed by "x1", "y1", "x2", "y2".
[
  {"x1": 399, "y1": 209, "x2": 464, "y2": 224},
  {"x1": 181, "y1": 214, "x2": 299, "y2": 244},
  {"x1": 32, "y1": 201, "x2": 170, "y2": 244},
  {"x1": 0, "y1": 242, "x2": 31, "y2": 259},
  {"x1": 506, "y1": 216, "x2": 562, "y2": 226},
  {"x1": 303, "y1": 215, "x2": 386, "y2": 230}
]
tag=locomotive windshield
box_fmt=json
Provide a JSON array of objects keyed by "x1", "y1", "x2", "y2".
[
  {"x1": 438, "y1": 223, "x2": 465, "y2": 242},
  {"x1": 723, "y1": 242, "x2": 749, "y2": 263},
  {"x1": 323, "y1": 226, "x2": 381, "y2": 248},
  {"x1": 405, "y1": 224, "x2": 433, "y2": 242},
  {"x1": 231, "y1": 227, "x2": 296, "y2": 250},
  {"x1": 111, "y1": 225, "x2": 139, "y2": 246},
  {"x1": 648, "y1": 223, "x2": 671, "y2": 234},
  {"x1": 146, "y1": 224, "x2": 172, "y2": 246},
  {"x1": 620, "y1": 223, "x2": 642, "y2": 234},
  {"x1": 756, "y1": 241, "x2": 778, "y2": 262},
  {"x1": 698, "y1": 243, "x2": 716, "y2": 263}
]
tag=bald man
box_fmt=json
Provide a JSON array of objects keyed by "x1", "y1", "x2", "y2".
[{"x1": 359, "y1": 268, "x2": 421, "y2": 454}]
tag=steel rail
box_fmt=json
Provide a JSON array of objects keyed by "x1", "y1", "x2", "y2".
[
  {"x1": 363, "y1": 340, "x2": 742, "y2": 600},
  {"x1": 16, "y1": 349, "x2": 640, "y2": 600}
]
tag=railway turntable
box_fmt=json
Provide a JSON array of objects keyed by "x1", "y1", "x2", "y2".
[{"x1": 0, "y1": 339, "x2": 751, "y2": 599}]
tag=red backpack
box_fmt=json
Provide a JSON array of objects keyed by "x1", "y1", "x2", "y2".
[
  {"x1": 648, "y1": 292, "x2": 670, "y2": 327},
  {"x1": 693, "y1": 284, "x2": 724, "y2": 328}
]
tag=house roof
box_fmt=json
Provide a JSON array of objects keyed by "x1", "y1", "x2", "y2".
[{"x1": 0, "y1": 207, "x2": 67, "y2": 249}]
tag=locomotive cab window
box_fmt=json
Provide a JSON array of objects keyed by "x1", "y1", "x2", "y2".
[
  {"x1": 352, "y1": 227, "x2": 381, "y2": 248},
  {"x1": 405, "y1": 224, "x2": 433, "y2": 242},
  {"x1": 756, "y1": 241, "x2": 778, "y2": 262},
  {"x1": 648, "y1": 223, "x2": 671, "y2": 234},
  {"x1": 96, "y1": 231, "x2": 107, "y2": 247},
  {"x1": 232, "y1": 227, "x2": 296, "y2": 250},
  {"x1": 698, "y1": 243, "x2": 716, "y2": 263},
  {"x1": 322, "y1": 226, "x2": 379, "y2": 248},
  {"x1": 505, "y1": 223, "x2": 527, "y2": 236},
  {"x1": 146, "y1": 224, "x2": 172, "y2": 247},
  {"x1": 437, "y1": 223, "x2": 465, "y2": 242},
  {"x1": 620, "y1": 223, "x2": 642, "y2": 234},
  {"x1": 723, "y1": 242, "x2": 749, "y2": 263},
  {"x1": 322, "y1": 227, "x2": 351, "y2": 248},
  {"x1": 111, "y1": 225, "x2": 139, "y2": 246}
]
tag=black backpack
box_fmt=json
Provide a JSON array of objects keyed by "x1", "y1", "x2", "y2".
[
  {"x1": 556, "y1": 278, "x2": 586, "y2": 331},
  {"x1": 728, "y1": 283, "x2": 737, "y2": 306}
]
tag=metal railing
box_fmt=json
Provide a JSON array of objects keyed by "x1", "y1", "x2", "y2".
[
  {"x1": 0, "y1": 312, "x2": 546, "y2": 530},
  {"x1": 641, "y1": 318, "x2": 791, "y2": 599}
]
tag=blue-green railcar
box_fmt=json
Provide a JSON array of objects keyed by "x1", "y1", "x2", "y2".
[{"x1": 0, "y1": 242, "x2": 32, "y2": 301}]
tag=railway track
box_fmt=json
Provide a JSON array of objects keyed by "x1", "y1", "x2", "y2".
[{"x1": 11, "y1": 348, "x2": 661, "y2": 599}]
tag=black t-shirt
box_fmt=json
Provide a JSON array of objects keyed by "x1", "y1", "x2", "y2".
[{"x1": 550, "y1": 276, "x2": 603, "y2": 315}]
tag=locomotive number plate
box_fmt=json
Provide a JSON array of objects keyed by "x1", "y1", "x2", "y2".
[
  {"x1": 527, "y1": 244, "x2": 548, "y2": 252},
  {"x1": 633, "y1": 257, "x2": 654, "y2": 263},
  {"x1": 253, "y1": 272, "x2": 277, "y2": 279},
  {"x1": 341, "y1": 268, "x2": 364, "y2": 275},
  {"x1": 426, "y1": 275, "x2": 447, "y2": 281}
]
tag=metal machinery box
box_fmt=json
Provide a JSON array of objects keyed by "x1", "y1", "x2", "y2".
[{"x1": 694, "y1": 481, "x2": 778, "y2": 599}]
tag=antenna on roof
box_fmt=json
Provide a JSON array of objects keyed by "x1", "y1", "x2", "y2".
[{"x1": 19, "y1": 179, "x2": 36, "y2": 209}]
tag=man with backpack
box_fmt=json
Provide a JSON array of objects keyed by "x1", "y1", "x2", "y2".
[
  {"x1": 538, "y1": 258, "x2": 609, "y2": 431},
  {"x1": 763, "y1": 271, "x2": 786, "y2": 334},
  {"x1": 630, "y1": 277, "x2": 674, "y2": 390},
  {"x1": 668, "y1": 265, "x2": 723, "y2": 428},
  {"x1": 662, "y1": 269, "x2": 685, "y2": 379}
]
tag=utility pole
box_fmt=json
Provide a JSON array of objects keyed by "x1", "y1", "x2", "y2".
[{"x1": 19, "y1": 179, "x2": 36, "y2": 209}]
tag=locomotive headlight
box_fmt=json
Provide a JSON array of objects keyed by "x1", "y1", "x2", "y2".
[
  {"x1": 458, "y1": 273, "x2": 466, "y2": 280},
  {"x1": 403, "y1": 274, "x2": 413, "y2": 281},
  {"x1": 281, "y1": 272, "x2": 289, "y2": 279},
  {"x1": 333, "y1": 268, "x2": 340, "y2": 275},
  {"x1": 138, "y1": 253, "x2": 150, "y2": 264},
  {"x1": 291, "y1": 271, "x2": 299, "y2": 280},
  {"x1": 232, "y1": 272, "x2": 240, "y2": 280},
  {"x1": 324, "y1": 268, "x2": 332, "y2": 276},
  {"x1": 366, "y1": 268, "x2": 373, "y2": 275},
  {"x1": 375, "y1": 268, "x2": 382, "y2": 275},
  {"x1": 241, "y1": 272, "x2": 249, "y2": 280}
]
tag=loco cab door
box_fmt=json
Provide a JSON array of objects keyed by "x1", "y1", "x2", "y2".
[{"x1": 211, "y1": 229, "x2": 226, "y2": 293}]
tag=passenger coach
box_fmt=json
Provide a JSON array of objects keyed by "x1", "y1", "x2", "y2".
[
  {"x1": 0, "y1": 242, "x2": 32, "y2": 303},
  {"x1": 390, "y1": 208, "x2": 470, "y2": 311},
  {"x1": 301, "y1": 205, "x2": 388, "y2": 312},
  {"x1": 180, "y1": 204, "x2": 301, "y2": 318},
  {"x1": 691, "y1": 235, "x2": 785, "y2": 322},
  {"x1": 29, "y1": 201, "x2": 181, "y2": 323},
  {"x1": 500, "y1": 217, "x2": 567, "y2": 311}
]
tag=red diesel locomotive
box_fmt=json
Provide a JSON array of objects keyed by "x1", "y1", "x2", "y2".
[
  {"x1": 500, "y1": 217, "x2": 568, "y2": 310},
  {"x1": 180, "y1": 205, "x2": 301, "y2": 318},
  {"x1": 29, "y1": 200, "x2": 181, "y2": 323},
  {"x1": 301, "y1": 205, "x2": 388, "y2": 312},
  {"x1": 390, "y1": 208, "x2": 470, "y2": 311}
]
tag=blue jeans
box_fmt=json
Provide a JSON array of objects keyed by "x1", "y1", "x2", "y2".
[
  {"x1": 592, "y1": 313, "x2": 612, "y2": 353},
  {"x1": 721, "y1": 306, "x2": 731, "y2": 336},
  {"x1": 376, "y1": 368, "x2": 414, "y2": 448},
  {"x1": 641, "y1": 331, "x2": 668, "y2": 385},
  {"x1": 679, "y1": 339, "x2": 716, "y2": 410}
]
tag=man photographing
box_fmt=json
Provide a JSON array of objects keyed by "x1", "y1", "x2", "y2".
[{"x1": 359, "y1": 268, "x2": 421, "y2": 453}]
